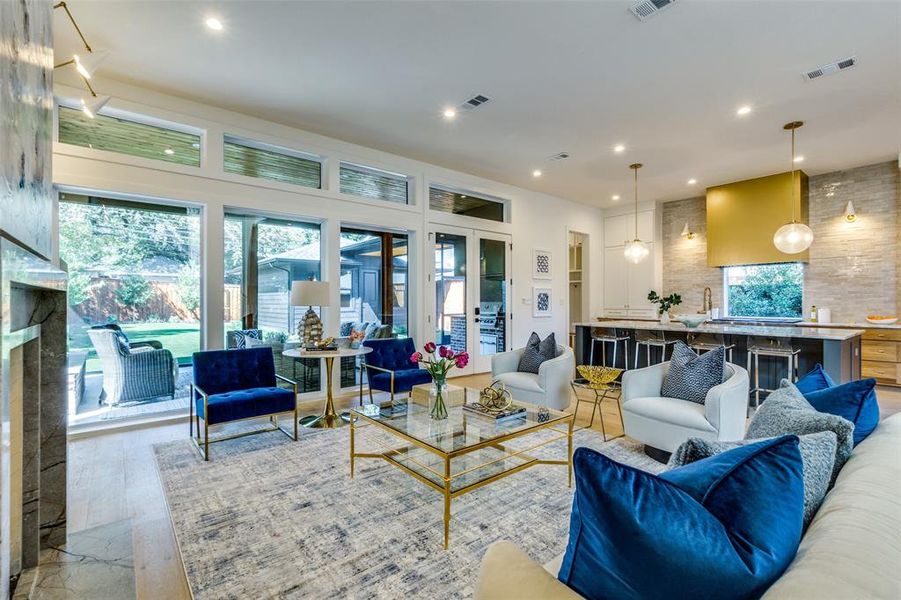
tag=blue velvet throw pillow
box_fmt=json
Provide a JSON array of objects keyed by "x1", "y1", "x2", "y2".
[
  {"x1": 558, "y1": 438, "x2": 805, "y2": 600},
  {"x1": 794, "y1": 363, "x2": 836, "y2": 394},
  {"x1": 804, "y1": 378, "x2": 879, "y2": 446}
]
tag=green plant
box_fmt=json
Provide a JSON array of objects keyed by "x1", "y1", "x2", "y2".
[
  {"x1": 647, "y1": 291, "x2": 682, "y2": 315},
  {"x1": 265, "y1": 330, "x2": 288, "y2": 344},
  {"x1": 175, "y1": 266, "x2": 200, "y2": 313},
  {"x1": 116, "y1": 275, "x2": 153, "y2": 308}
]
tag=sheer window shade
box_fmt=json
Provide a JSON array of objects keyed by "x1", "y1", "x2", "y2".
[
  {"x1": 223, "y1": 136, "x2": 321, "y2": 189},
  {"x1": 339, "y1": 162, "x2": 409, "y2": 204}
]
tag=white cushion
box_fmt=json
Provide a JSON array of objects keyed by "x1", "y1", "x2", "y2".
[
  {"x1": 763, "y1": 413, "x2": 901, "y2": 599},
  {"x1": 621, "y1": 396, "x2": 716, "y2": 432},
  {"x1": 494, "y1": 371, "x2": 543, "y2": 393}
]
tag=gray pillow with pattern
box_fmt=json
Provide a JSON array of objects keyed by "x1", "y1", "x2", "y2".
[
  {"x1": 517, "y1": 332, "x2": 557, "y2": 374},
  {"x1": 660, "y1": 341, "x2": 725, "y2": 404},
  {"x1": 745, "y1": 380, "x2": 854, "y2": 486},
  {"x1": 668, "y1": 431, "x2": 837, "y2": 529}
]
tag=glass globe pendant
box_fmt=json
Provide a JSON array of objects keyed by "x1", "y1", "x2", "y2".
[
  {"x1": 773, "y1": 221, "x2": 814, "y2": 254},
  {"x1": 624, "y1": 239, "x2": 649, "y2": 264},
  {"x1": 623, "y1": 163, "x2": 649, "y2": 263},
  {"x1": 773, "y1": 121, "x2": 813, "y2": 254}
]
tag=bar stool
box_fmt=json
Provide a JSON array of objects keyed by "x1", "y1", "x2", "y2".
[
  {"x1": 746, "y1": 336, "x2": 800, "y2": 407},
  {"x1": 634, "y1": 330, "x2": 677, "y2": 369},
  {"x1": 572, "y1": 366, "x2": 624, "y2": 442},
  {"x1": 688, "y1": 333, "x2": 735, "y2": 363},
  {"x1": 589, "y1": 327, "x2": 630, "y2": 370}
]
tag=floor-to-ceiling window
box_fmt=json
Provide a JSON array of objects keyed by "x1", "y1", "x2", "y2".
[
  {"x1": 434, "y1": 232, "x2": 468, "y2": 354},
  {"x1": 59, "y1": 192, "x2": 201, "y2": 425},
  {"x1": 224, "y1": 212, "x2": 323, "y2": 392},
  {"x1": 339, "y1": 227, "x2": 409, "y2": 387}
]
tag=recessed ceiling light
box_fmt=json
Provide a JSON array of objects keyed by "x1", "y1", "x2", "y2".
[
  {"x1": 532, "y1": 169, "x2": 542, "y2": 178},
  {"x1": 613, "y1": 144, "x2": 625, "y2": 153},
  {"x1": 793, "y1": 155, "x2": 804, "y2": 163},
  {"x1": 164, "y1": 147, "x2": 175, "y2": 155},
  {"x1": 205, "y1": 17, "x2": 223, "y2": 31},
  {"x1": 443, "y1": 108, "x2": 456, "y2": 120},
  {"x1": 687, "y1": 178, "x2": 697, "y2": 185},
  {"x1": 611, "y1": 194, "x2": 620, "y2": 201},
  {"x1": 736, "y1": 105, "x2": 752, "y2": 116}
]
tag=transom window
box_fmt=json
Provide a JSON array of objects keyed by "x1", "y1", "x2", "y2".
[
  {"x1": 58, "y1": 105, "x2": 201, "y2": 166},
  {"x1": 723, "y1": 263, "x2": 804, "y2": 319},
  {"x1": 223, "y1": 135, "x2": 321, "y2": 189},
  {"x1": 429, "y1": 186, "x2": 505, "y2": 223},
  {"x1": 339, "y1": 162, "x2": 410, "y2": 204}
]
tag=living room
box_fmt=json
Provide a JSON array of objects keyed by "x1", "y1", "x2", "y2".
[{"x1": 2, "y1": 0, "x2": 899, "y2": 598}]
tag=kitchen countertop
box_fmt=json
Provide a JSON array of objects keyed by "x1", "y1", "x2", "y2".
[
  {"x1": 575, "y1": 320, "x2": 864, "y2": 341},
  {"x1": 795, "y1": 320, "x2": 901, "y2": 330}
]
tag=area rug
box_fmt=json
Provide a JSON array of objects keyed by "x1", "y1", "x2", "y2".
[{"x1": 154, "y1": 424, "x2": 663, "y2": 599}]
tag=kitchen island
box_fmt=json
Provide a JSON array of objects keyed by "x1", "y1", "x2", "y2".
[{"x1": 573, "y1": 320, "x2": 863, "y2": 387}]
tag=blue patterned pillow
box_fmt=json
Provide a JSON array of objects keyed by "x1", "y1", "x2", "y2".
[
  {"x1": 661, "y1": 341, "x2": 725, "y2": 404},
  {"x1": 339, "y1": 322, "x2": 355, "y2": 337}
]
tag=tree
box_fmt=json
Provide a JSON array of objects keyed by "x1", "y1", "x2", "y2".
[
  {"x1": 727, "y1": 263, "x2": 803, "y2": 318},
  {"x1": 116, "y1": 275, "x2": 153, "y2": 309},
  {"x1": 175, "y1": 266, "x2": 200, "y2": 315}
]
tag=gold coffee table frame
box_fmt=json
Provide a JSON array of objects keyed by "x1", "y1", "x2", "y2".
[{"x1": 349, "y1": 397, "x2": 574, "y2": 549}]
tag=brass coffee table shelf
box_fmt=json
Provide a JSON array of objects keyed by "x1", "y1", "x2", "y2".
[{"x1": 349, "y1": 390, "x2": 574, "y2": 549}]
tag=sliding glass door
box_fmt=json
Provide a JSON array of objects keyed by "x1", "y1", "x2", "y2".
[{"x1": 431, "y1": 226, "x2": 511, "y2": 375}]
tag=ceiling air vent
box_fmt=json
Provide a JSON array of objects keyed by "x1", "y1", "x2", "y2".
[
  {"x1": 803, "y1": 56, "x2": 857, "y2": 81},
  {"x1": 629, "y1": 0, "x2": 677, "y2": 21},
  {"x1": 549, "y1": 152, "x2": 570, "y2": 161},
  {"x1": 459, "y1": 94, "x2": 491, "y2": 111}
]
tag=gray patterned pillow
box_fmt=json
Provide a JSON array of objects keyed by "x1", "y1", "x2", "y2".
[
  {"x1": 745, "y1": 380, "x2": 854, "y2": 486},
  {"x1": 517, "y1": 332, "x2": 557, "y2": 374},
  {"x1": 660, "y1": 341, "x2": 725, "y2": 404},
  {"x1": 668, "y1": 431, "x2": 837, "y2": 529}
]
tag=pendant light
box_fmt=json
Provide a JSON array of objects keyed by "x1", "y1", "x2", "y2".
[
  {"x1": 623, "y1": 163, "x2": 650, "y2": 264},
  {"x1": 773, "y1": 121, "x2": 814, "y2": 254}
]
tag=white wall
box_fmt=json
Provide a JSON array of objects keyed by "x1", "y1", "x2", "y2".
[{"x1": 52, "y1": 78, "x2": 604, "y2": 371}]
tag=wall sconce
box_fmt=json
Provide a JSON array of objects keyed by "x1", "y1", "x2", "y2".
[
  {"x1": 843, "y1": 200, "x2": 857, "y2": 223},
  {"x1": 680, "y1": 222, "x2": 695, "y2": 239}
]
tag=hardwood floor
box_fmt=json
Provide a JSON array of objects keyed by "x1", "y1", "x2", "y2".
[{"x1": 62, "y1": 376, "x2": 901, "y2": 598}]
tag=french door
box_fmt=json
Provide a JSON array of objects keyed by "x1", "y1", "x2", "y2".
[{"x1": 429, "y1": 226, "x2": 512, "y2": 375}]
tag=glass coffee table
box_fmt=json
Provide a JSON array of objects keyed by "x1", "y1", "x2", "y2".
[{"x1": 349, "y1": 389, "x2": 574, "y2": 549}]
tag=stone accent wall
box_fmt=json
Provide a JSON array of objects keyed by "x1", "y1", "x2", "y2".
[{"x1": 662, "y1": 161, "x2": 900, "y2": 322}]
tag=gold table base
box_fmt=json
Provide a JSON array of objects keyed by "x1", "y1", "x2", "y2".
[{"x1": 302, "y1": 356, "x2": 347, "y2": 429}]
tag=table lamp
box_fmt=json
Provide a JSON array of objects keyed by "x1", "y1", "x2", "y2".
[{"x1": 291, "y1": 280, "x2": 331, "y2": 346}]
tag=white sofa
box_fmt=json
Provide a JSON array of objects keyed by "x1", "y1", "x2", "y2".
[
  {"x1": 491, "y1": 345, "x2": 575, "y2": 411},
  {"x1": 476, "y1": 413, "x2": 901, "y2": 599},
  {"x1": 620, "y1": 361, "x2": 749, "y2": 454}
]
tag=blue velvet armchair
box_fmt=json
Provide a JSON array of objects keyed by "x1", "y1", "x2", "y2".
[
  {"x1": 191, "y1": 347, "x2": 298, "y2": 460},
  {"x1": 361, "y1": 338, "x2": 432, "y2": 405}
]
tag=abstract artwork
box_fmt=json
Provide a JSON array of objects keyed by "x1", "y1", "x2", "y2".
[
  {"x1": 533, "y1": 286, "x2": 552, "y2": 317},
  {"x1": 533, "y1": 249, "x2": 552, "y2": 280},
  {"x1": 0, "y1": 0, "x2": 54, "y2": 258}
]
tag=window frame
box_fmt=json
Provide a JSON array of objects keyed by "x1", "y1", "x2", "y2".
[
  {"x1": 722, "y1": 262, "x2": 805, "y2": 320},
  {"x1": 223, "y1": 134, "x2": 324, "y2": 190}
]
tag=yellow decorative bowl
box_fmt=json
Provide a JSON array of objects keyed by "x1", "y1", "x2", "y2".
[{"x1": 577, "y1": 365, "x2": 622, "y2": 387}]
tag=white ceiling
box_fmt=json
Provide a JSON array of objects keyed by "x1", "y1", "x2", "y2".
[{"x1": 53, "y1": 1, "x2": 901, "y2": 207}]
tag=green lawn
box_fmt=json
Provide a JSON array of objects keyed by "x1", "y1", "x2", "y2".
[{"x1": 70, "y1": 322, "x2": 200, "y2": 373}]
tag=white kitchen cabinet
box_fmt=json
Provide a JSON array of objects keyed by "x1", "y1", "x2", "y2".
[
  {"x1": 604, "y1": 247, "x2": 629, "y2": 310},
  {"x1": 604, "y1": 211, "x2": 654, "y2": 247},
  {"x1": 604, "y1": 242, "x2": 657, "y2": 318}
]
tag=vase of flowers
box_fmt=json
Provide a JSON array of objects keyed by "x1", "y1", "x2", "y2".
[
  {"x1": 348, "y1": 329, "x2": 365, "y2": 349},
  {"x1": 411, "y1": 342, "x2": 469, "y2": 420},
  {"x1": 647, "y1": 291, "x2": 682, "y2": 324}
]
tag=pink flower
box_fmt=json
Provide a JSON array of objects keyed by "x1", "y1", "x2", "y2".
[
  {"x1": 454, "y1": 355, "x2": 468, "y2": 368},
  {"x1": 424, "y1": 342, "x2": 437, "y2": 353},
  {"x1": 410, "y1": 351, "x2": 423, "y2": 363},
  {"x1": 438, "y1": 345, "x2": 449, "y2": 358},
  {"x1": 445, "y1": 349, "x2": 455, "y2": 359}
]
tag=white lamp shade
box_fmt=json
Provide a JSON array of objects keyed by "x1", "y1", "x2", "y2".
[
  {"x1": 623, "y1": 239, "x2": 650, "y2": 264},
  {"x1": 73, "y1": 50, "x2": 109, "y2": 80},
  {"x1": 291, "y1": 280, "x2": 330, "y2": 307},
  {"x1": 80, "y1": 95, "x2": 110, "y2": 119},
  {"x1": 843, "y1": 200, "x2": 857, "y2": 222},
  {"x1": 773, "y1": 222, "x2": 814, "y2": 254}
]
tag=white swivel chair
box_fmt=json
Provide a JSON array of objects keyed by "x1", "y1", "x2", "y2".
[
  {"x1": 620, "y1": 361, "x2": 749, "y2": 461},
  {"x1": 491, "y1": 345, "x2": 575, "y2": 411}
]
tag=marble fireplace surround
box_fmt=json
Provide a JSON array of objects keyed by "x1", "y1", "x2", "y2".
[{"x1": 0, "y1": 238, "x2": 67, "y2": 596}]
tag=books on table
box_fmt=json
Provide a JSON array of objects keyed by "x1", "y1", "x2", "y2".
[{"x1": 462, "y1": 402, "x2": 527, "y2": 422}]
